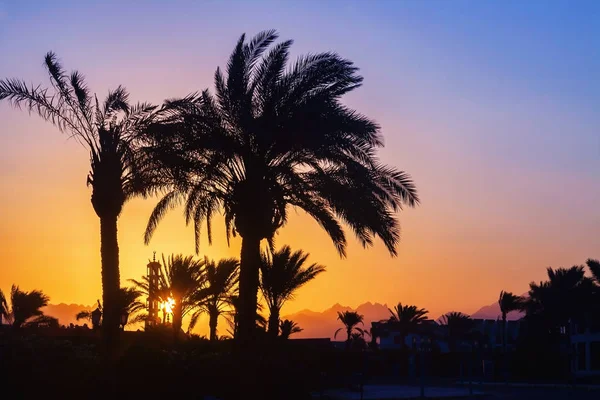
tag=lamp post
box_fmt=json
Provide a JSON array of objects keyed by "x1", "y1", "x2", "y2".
[
  {"x1": 120, "y1": 311, "x2": 129, "y2": 331},
  {"x1": 91, "y1": 307, "x2": 102, "y2": 331}
]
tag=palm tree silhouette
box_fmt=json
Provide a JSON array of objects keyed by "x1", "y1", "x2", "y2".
[
  {"x1": 1, "y1": 285, "x2": 53, "y2": 328},
  {"x1": 387, "y1": 303, "x2": 428, "y2": 348},
  {"x1": 498, "y1": 291, "x2": 523, "y2": 351},
  {"x1": 260, "y1": 246, "x2": 325, "y2": 337},
  {"x1": 439, "y1": 312, "x2": 473, "y2": 352},
  {"x1": 130, "y1": 254, "x2": 205, "y2": 333},
  {"x1": 335, "y1": 311, "x2": 365, "y2": 347},
  {"x1": 189, "y1": 258, "x2": 239, "y2": 340},
  {"x1": 526, "y1": 265, "x2": 593, "y2": 333},
  {"x1": 279, "y1": 319, "x2": 302, "y2": 339},
  {"x1": 0, "y1": 54, "x2": 158, "y2": 345},
  {"x1": 142, "y1": 30, "x2": 419, "y2": 345}
]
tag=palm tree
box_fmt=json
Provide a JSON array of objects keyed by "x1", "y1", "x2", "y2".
[
  {"x1": 0, "y1": 54, "x2": 158, "y2": 345},
  {"x1": 387, "y1": 302, "x2": 428, "y2": 348},
  {"x1": 335, "y1": 311, "x2": 364, "y2": 347},
  {"x1": 130, "y1": 254, "x2": 205, "y2": 333},
  {"x1": 526, "y1": 266, "x2": 589, "y2": 329},
  {"x1": 439, "y1": 312, "x2": 473, "y2": 352},
  {"x1": 498, "y1": 291, "x2": 524, "y2": 351},
  {"x1": 142, "y1": 30, "x2": 419, "y2": 345},
  {"x1": 260, "y1": 246, "x2": 325, "y2": 337},
  {"x1": 279, "y1": 319, "x2": 302, "y2": 339},
  {"x1": 189, "y1": 257, "x2": 239, "y2": 340},
  {"x1": 2, "y1": 285, "x2": 51, "y2": 328}
]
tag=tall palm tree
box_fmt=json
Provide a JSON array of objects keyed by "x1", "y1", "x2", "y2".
[
  {"x1": 387, "y1": 302, "x2": 428, "y2": 348},
  {"x1": 260, "y1": 246, "x2": 325, "y2": 336},
  {"x1": 498, "y1": 291, "x2": 524, "y2": 351},
  {"x1": 279, "y1": 319, "x2": 302, "y2": 339},
  {"x1": 335, "y1": 311, "x2": 364, "y2": 347},
  {"x1": 130, "y1": 254, "x2": 206, "y2": 333},
  {"x1": 189, "y1": 257, "x2": 239, "y2": 340},
  {"x1": 0, "y1": 54, "x2": 158, "y2": 345},
  {"x1": 142, "y1": 30, "x2": 419, "y2": 345},
  {"x1": 439, "y1": 312, "x2": 473, "y2": 352},
  {"x1": 2, "y1": 285, "x2": 51, "y2": 328}
]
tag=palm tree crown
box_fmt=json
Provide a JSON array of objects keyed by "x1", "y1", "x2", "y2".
[
  {"x1": 0, "y1": 53, "x2": 159, "y2": 343},
  {"x1": 439, "y1": 311, "x2": 473, "y2": 351},
  {"x1": 260, "y1": 246, "x2": 325, "y2": 335},
  {"x1": 1, "y1": 285, "x2": 52, "y2": 328},
  {"x1": 335, "y1": 310, "x2": 365, "y2": 343},
  {"x1": 388, "y1": 303, "x2": 429, "y2": 325},
  {"x1": 387, "y1": 302, "x2": 428, "y2": 348},
  {"x1": 142, "y1": 30, "x2": 419, "y2": 344},
  {"x1": 498, "y1": 291, "x2": 524, "y2": 320},
  {"x1": 189, "y1": 257, "x2": 239, "y2": 340},
  {"x1": 279, "y1": 319, "x2": 303, "y2": 339},
  {"x1": 526, "y1": 265, "x2": 594, "y2": 332},
  {"x1": 130, "y1": 254, "x2": 205, "y2": 333}
]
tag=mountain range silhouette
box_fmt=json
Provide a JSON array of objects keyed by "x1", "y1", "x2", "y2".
[{"x1": 42, "y1": 297, "x2": 523, "y2": 338}]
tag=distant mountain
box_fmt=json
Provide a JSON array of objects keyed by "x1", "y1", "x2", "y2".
[
  {"x1": 42, "y1": 303, "x2": 93, "y2": 326},
  {"x1": 470, "y1": 294, "x2": 527, "y2": 321},
  {"x1": 282, "y1": 302, "x2": 390, "y2": 340}
]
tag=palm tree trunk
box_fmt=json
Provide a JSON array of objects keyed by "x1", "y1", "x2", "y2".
[
  {"x1": 268, "y1": 307, "x2": 280, "y2": 337},
  {"x1": 173, "y1": 302, "x2": 183, "y2": 334},
  {"x1": 100, "y1": 214, "x2": 120, "y2": 351},
  {"x1": 238, "y1": 235, "x2": 261, "y2": 348},
  {"x1": 502, "y1": 313, "x2": 507, "y2": 353},
  {"x1": 209, "y1": 308, "x2": 219, "y2": 341},
  {"x1": 346, "y1": 328, "x2": 352, "y2": 349}
]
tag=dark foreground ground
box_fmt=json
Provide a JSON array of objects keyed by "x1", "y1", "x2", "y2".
[{"x1": 479, "y1": 385, "x2": 600, "y2": 400}]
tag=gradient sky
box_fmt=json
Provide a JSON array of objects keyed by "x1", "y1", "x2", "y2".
[{"x1": 1, "y1": 1, "x2": 599, "y2": 326}]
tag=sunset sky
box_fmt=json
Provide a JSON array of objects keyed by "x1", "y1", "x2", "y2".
[{"x1": 0, "y1": 0, "x2": 598, "y2": 326}]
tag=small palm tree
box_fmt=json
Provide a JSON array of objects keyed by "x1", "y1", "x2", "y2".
[
  {"x1": 227, "y1": 295, "x2": 268, "y2": 337},
  {"x1": 388, "y1": 302, "x2": 428, "y2": 348},
  {"x1": 279, "y1": 319, "x2": 302, "y2": 339},
  {"x1": 498, "y1": 291, "x2": 524, "y2": 351},
  {"x1": 439, "y1": 312, "x2": 473, "y2": 352},
  {"x1": 260, "y1": 246, "x2": 325, "y2": 336},
  {"x1": 335, "y1": 311, "x2": 365, "y2": 347},
  {"x1": 189, "y1": 258, "x2": 239, "y2": 340},
  {"x1": 2, "y1": 285, "x2": 52, "y2": 328},
  {"x1": 130, "y1": 254, "x2": 205, "y2": 333},
  {"x1": 0, "y1": 54, "x2": 159, "y2": 345},
  {"x1": 142, "y1": 30, "x2": 419, "y2": 344}
]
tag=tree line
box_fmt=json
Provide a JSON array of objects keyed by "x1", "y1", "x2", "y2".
[
  {"x1": 0, "y1": 30, "x2": 418, "y2": 351},
  {"x1": 0, "y1": 245, "x2": 324, "y2": 342},
  {"x1": 333, "y1": 258, "x2": 600, "y2": 352}
]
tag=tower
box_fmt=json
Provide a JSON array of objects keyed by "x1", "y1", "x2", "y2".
[{"x1": 145, "y1": 252, "x2": 161, "y2": 329}]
